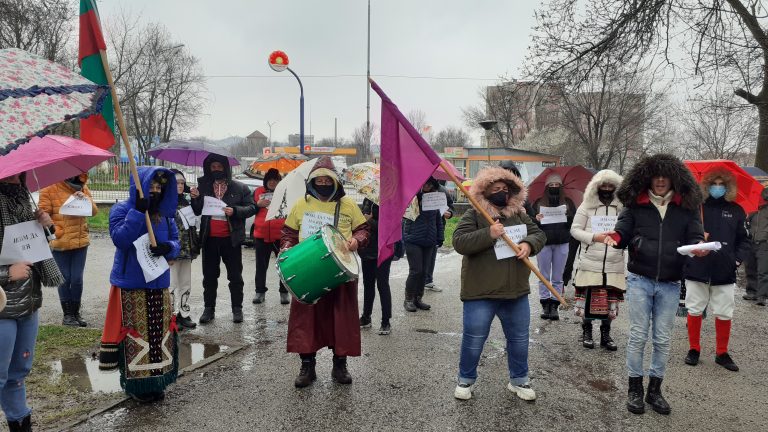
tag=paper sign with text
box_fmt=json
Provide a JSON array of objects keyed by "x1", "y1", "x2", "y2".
[
  {"x1": 261, "y1": 193, "x2": 273, "y2": 202},
  {"x1": 132, "y1": 233, "x2": 169, "y2": 283},
  {"x1": 590, "y1": 215, "x2": 618, "y2": 234},
  {"x1": 300, "y1": 212, "x2": 334, "y2": 240},
  {"x1": 178, "y1": 206, "x2": 197, "y2": 229},
  {"x1": 421, "y1": 192, "x2": 448, "y2": 212},
  {"x1": 540, "y1": 205, "x2": 567, "y2": 224},
  {"x1": 202, "y1": 196, "x2": 226, "y2": 216},
  {"x1": 494, "y1": 224, "x2": 528, "y2": 260},
  {"x1": 59, "y1": 194, "x2": 93, "y2": 217},
  {"x1": 0, "y1": 221, "x2": 53, "y2": 265}
]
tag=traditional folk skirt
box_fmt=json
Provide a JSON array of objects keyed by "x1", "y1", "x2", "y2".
[
  {"x1": 99, "y1": 286, "x2": 178, "y2": 396},
  {"x1": 574, "y1": 285, "x2": 625, "y2": 320}
]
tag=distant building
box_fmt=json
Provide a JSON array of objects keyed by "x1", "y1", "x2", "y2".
[
  {"x1": 288, "y1": 134, "x2": 315, "y2": 147},
  {"x1": 246, "y1": 130, "x2": 268, "y2": 153}
]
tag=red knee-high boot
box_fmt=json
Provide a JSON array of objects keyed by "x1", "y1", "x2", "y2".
[
  {"x1": 715, "y1": 318, "x2": 731, "y2": 356},
  {"x1": 687, "y1": 314, "x2": 703, "y2": 351}
]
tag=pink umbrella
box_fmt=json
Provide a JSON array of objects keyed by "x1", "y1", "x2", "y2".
[
  {"x1": 432, "y1": 160, "x2": 465, "y2": 182},
  {"x1": 0, "y1": 135, "x2": 114, "y2": 191}
]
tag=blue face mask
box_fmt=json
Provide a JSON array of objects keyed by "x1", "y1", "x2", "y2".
[{"x1": 709, "y1": 184, "x2": 726, "y2": 199}]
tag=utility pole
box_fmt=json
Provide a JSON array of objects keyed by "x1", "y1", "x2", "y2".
[
  {"x1": 266, "y1": 120, "x2": 277, "y2": 153},
  {"x1": 334, "y1": 117, "x2": 338, "y2": 147},
  {"x1": 366, "y1": 0, "x2": 371, "y2": 151}
]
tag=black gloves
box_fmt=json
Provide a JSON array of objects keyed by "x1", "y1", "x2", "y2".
[
  {"x1": 149, "y1": 242, "x2": 172, "y2": 257},
  {"x1": 135, "y1": 198, "x2": 149, "y2": 213}
]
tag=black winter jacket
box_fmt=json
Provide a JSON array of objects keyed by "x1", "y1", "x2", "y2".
[
  {"x1": 614, "y1": 192, "x2": 705, "y2": 282},
  {"x1": 359, "y1": 199, "x2": 379, "y2": 261},
  {"x1": 403, "y1": 194, "x2": 443, "y2": 248},
  {"x1": 0, "y1": 268, "x2": 42, "y2": 320},
  {"x1": 529, "y1": 196, "x2": 576, "y2": 245},
  {"x1": 684, "y1": 197, "x2": 749, "y2": 285}
]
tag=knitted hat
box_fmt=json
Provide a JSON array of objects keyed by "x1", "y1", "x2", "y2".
[{"x1": 545, "y1": 173, "x2": 563, "y2": 186}]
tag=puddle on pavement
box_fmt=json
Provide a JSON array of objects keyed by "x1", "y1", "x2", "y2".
[
  {"x1": 587, "y1": 379, "x2": 617, "y2": 392},
  {"x1": 49, "y1": 342, "x2": 229, "y2": 394}
]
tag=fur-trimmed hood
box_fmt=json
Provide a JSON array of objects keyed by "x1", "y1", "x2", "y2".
[
  {"x1": 470, "y1": 166, "x2": 527, "y2": 218},
  {"x1": 581, "y1": 169, "x2": 623, "y2": 210},
  {"x1": 700, "y1": 168, "x2": 738, "y2": 202},
  {"x1": 617, "y1": 153, "x2": 702, "y2": 210}
]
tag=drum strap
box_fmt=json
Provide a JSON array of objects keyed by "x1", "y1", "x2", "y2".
[{"x1": 333, "y1": 201, "x2": 341, "y2": 227}]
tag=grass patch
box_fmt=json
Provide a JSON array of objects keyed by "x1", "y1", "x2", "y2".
[
  {"x1": 443, "y1": 217, "x2": 459, "y2": 248},
  {"x1": 87, "y1": 204, "x2": 112, "y2": 230}
]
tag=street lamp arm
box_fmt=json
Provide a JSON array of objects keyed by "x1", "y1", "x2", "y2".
[{"x1": 286, "y1": 67, "x2": 304, "y2": 97}]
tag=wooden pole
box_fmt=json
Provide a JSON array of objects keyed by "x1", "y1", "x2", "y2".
[
  {"x1": 98, "y1": 49, "x2": 157, "y2": 246},
  {"x1": 438, "y1": 161, "x2": 567, "y2": 306}
]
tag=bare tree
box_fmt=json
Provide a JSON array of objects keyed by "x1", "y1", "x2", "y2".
[
  {"x1": 0, "y1": 0, "x2": 74, "y2": 63},
  {"x1": 681, "y1": 92, "x2": 757, "y2": 164},
  {"x1": 406, "y1": 109, "x2": 434, "y2": 143},
  {"x1": 106, "y1": 12, "x2": 206, "y2": 163},
  {"x1": 528, "y1": 0, "x2": 768, "y2": 170},
  {"x1": 432, "y1": 127, "x2": 471, "y2": 152},
  {"x1": 349, "y1": 122, "x2": 379, "y2": 163}
]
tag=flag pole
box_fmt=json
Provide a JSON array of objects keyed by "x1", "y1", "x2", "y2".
[
  {"x1": 438, "y1": 160, "x2": 567, "y2": 306},
  {"x1": 98, "y1": 50, "x2": 157, "y2": 246}
]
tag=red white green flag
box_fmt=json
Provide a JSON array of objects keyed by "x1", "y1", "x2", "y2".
[{"x1": 79, "y1": 0, "x2": 115, "y2": 149}]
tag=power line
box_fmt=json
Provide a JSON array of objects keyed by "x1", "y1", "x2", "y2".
[{"x1": 204, "y1": 73, "x2": 500, "y2": 81}]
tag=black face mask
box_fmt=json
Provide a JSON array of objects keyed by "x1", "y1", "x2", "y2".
[
  {"x1": 211, "y1": 171, "x2": 226, "y2": 181},
  {"x1": 546, "y1": 186, "x2": 561, "y2": 196},
  {"x1": 597, "y1": 190, "x2": 615, "y2": 201},
  {"x1": 488, "y1": 191, "x2": 508, "y2": 207},
  {"x1": 315, "y1": 184, "x2": 335, "y2": 198},
  {"x1": 149, "y1": 192, "x2": 162, "y2": 208},
  {"x1": 69, "y1": 176, "x2": 83, "y2": 185}
]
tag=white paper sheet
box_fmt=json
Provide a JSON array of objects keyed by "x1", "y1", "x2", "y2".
[
  {"x1": 260, "y1": 192, "x2": 273, "y2": 202},
  {"x1": 178, "y1": 205, "x2": 197, "y2": 229},
  {"x1": 59, "y1": 194, "x2": 93, "y2": 217},
  {"x1": 591, "y1": 215, "x2": 618, "y2": 233},
  {"x1": 540, "y1": 205, "x2": 567, "y2": 224},
  {"x1": 300, "y1": 212, "x2": 334, "y2": 240},
  {"x1": 677, "y1": 241, "x2": 721, "y2": 257},
  {"x1": 202, "y1": 196, "x2": 226, "y2": 216},
  {"x1": 0, "y1": 221, "x2": 53, "y2": 265},
  {"x1": 494, "y1": 224, "x2": 528, "y2": 260},
  {"x1": 132, "y1": 233, "x2": 169, "y2": 283},
  {"x1": 421, "y1": 192, "x2": 448, "y2": 212}
]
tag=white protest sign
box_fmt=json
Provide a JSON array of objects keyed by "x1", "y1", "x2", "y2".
[
  {"x1": 202, "y1": 196, "x2": 226, "y2": 216},
  {"x1": 591, "y1": 215, "x2": 618, "y2": 234},
  {"x1": 540, "y1": 205, "x2": 567, "y2": 224},
  {"x1": 677, "y1": 241, "x2": 722, "y2": 257},
  {"x1": 0, "y1": 221, "x2": 54, "y2": 265},
  {"x1": 300, "y1": 211, "x2": 334, "y2": 240},
  {"x1": 261, "y1": 192, "x2": 274, "y2": 202},
  {"x1": 421, "y1": 192, "x2": 448, "y2": 212},
  {"x1": 178, "y1": 206, "x2": 197, "y2": 229},
  {"x1": 132, "y1": 233, "x2": 169, "y2": 283},
  {"x1": 494, "y1": 224, "x2": 528, "y2": 260},
  {"x1": 59, "y1": 194, "x2": 93, "y2": 217}
]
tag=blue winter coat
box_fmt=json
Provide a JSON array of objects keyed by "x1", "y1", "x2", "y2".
[{"x1": 109, "y1": 166, "x2": 180, "y2": 290}]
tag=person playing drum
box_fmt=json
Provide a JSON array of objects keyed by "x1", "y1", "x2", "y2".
[{"x1": 280, "y1": 156, "x2": 370, "y2": 388}]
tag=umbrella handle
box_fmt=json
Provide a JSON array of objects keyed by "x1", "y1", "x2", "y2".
[{"x1": 27, "y1": 171, "x2": 56, "y2": 241}]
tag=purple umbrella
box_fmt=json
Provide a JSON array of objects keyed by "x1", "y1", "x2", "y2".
[
  {"x1": 0, "y1": 135, "x2": 114, "y2": 192},
  {"x1": 147, "y1": 140, "x2": 240, "y2": 167}
]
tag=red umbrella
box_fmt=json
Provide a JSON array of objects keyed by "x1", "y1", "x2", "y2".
[
  {"x1": 528, "y1": 166, "x2": 595, "y2": 207},
  {"x1": 684, "y1": 160, "x2": 764, "y2": 214}
]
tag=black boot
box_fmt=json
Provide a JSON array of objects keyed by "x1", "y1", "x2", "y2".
[
  {"x1": 331, "y1": 355, "x2": 352, "y2": 384},
  {"x1": 7, "y1": 414, "x2": 31, "y2": 432},
  {"x1": 403, "y1": 297, "x2": 417, "y2": 312},
  {"x1": 199, "y1": 307, "x2": 215, "y2": 324},
  {"x1": 645, "y1": 376, "x2": 671, "y2": 415},
  {"x1": 582, "y1": 321, "x2": 595, "y2": 349},
  {"x1": 294, "y1": 357, "x2": 317, "y2": 388},
  {"x1": 600, "y1": 321, "x2": 617, "y2": 351},
  {"x1": 72, "y1": 301, "x2": 88, "y2": 327},
  {"x1": 626, "y1": 376, "x2": 645, "y2": 414},
  {"x1": 548, "y1": 299, "x2": 560, "y2": 321},
  {"x1": 61, "y1": 302, "x2": 78, "y2": 327},
  {"x1": 177, "y1": 312, "x2": 197, "y2": 329},
  {"x1": 540, "y1": 300, "x2": 551, "y2": 320},
  {"x1": 414, "y1": 296, "x2": 431, "y2": 310}
]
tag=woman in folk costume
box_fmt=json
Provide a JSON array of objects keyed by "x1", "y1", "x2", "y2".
[
  {"x1": 168, "y1": 169, "x2": 200, "y2": 329},
  {"x1": 38, "y1": 172, "x2": 98, "y2": 327},
  {"x1": 1, "y1": 173, "x2": 63, "y2": 432},
  {"x1": 280, "y1": 156, "x2": 370, "y2": 388},
  {"x1": 683, "y1": 169, "x2": 749, "y2": 372},
  {"x1": 570, "y1": 169, "x2": 625, "y2": 351},
  {"x1": 98, "y1": 167, "x2": 181, "y2": 403},
  {"x1": 452, "y1": 167, "x2": 546, "y2": 401}
]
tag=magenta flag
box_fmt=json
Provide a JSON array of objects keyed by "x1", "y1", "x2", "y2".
[{"x1": 371, "y1": 80, "x2": 443, "y2": 265}]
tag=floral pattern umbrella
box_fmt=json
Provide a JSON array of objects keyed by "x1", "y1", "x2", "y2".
[
  {"x1": 0, "y1": 48, "x2": 109, "y2": 155},
  {"x1": 343, "y1": 162, "x2": 380, "y2": 204}
]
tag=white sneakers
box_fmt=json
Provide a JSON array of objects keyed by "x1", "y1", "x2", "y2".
[
  {"x1": 424, "y1": 282, "x2": 443, "y2": 292},
  {"x1": 454, "y1": 383, "x2": 473, "y2": 400},
  {"x1": 507, "y1": 382, "x2": 537, "y2": 401},
  {"x1": 454, "y1": 382, "x2": 537, "y2": 401}
]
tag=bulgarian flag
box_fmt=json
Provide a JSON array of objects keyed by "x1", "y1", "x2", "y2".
[{"x1": 79, "y1": 0, "x2": 115, "y2": 149}]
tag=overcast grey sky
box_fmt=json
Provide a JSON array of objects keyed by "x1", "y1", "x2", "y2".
[{"x1": 98, "y1": 0, "x2": 541, "y2": 145}]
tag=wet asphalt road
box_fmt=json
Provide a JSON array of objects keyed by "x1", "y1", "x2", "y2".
[{"x1": 33, "y1": 235, "x2": 768, "y2": 431}]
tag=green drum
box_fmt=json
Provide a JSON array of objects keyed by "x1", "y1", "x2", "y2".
[{"x1": 276, "y1": 224, "x2": 359, "y2": 304}]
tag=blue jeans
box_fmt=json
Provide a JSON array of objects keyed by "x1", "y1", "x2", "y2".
[
  {"x1": 0, "y1": 312, "x2": 39, "y2": 422},
  {"x1": 52, "y1": 247, "x2": 88, "y2": 302},
  {"x1": 625, "y1": 272, "x2": 680, "y2": 378},
  {"x1": 458, "y1": 297, "x2": 530, "y2": 386}
]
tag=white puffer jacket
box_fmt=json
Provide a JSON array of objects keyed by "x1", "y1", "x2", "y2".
[{"x1": 570, "y1": 170, "x2": 625, "y2": 275}]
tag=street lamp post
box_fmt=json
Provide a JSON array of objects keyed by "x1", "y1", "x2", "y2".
[
  {"x1": 268, "y1": 51, "x2": 305, "y2": 154},
  {"x1": 479, "y1": 120, "x2": 498, "y2": 162},
  {"x1": 266, "y1": 120, "x2": 277, "y2": 153}
]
